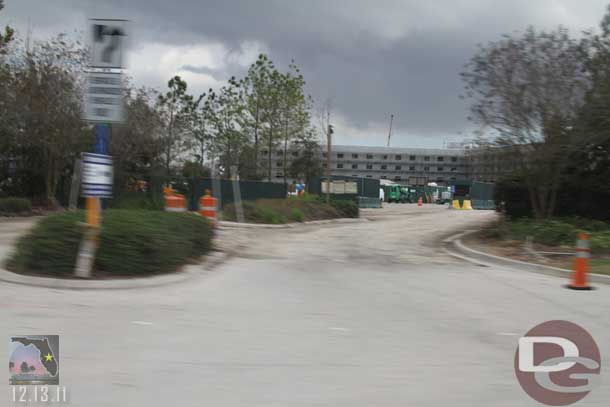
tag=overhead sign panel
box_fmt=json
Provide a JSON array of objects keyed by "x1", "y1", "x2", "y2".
[
  {"x1": 84, "y1": 72, "x2": 125, "y2": 123},
  {"x1": 89, "y1": 19, "x2": 128, "y2": 69}
]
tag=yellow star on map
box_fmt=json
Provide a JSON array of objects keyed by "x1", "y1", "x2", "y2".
[{"x1": 44, "y1": 353, "x2": 53, "y2": 362}]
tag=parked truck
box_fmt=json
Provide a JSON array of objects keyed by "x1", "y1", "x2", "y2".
[{"x1": 383, "y1": 185, "x2": 403, "y2": 203}]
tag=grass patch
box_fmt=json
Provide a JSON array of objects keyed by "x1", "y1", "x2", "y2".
[
  {"x1": 290, "y1": 208, "x2": 305, "y2": 222},
  {"x1": 590, "y1": 259, "x2": 610, "y2": 276},
  {"x1": 7, "y1": 209, "x2": 212, "y2": 278},
  {"x1": 477, "y1": 216, "x2": 610, "y2": 275},
  {"x1": 222, "y1": 196, "x2": 341, "y2": 224},
  {"x1": 534, "y1": 258, "x2": 610, "y2": 276}
]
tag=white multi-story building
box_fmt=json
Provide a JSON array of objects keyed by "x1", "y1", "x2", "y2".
[{"x1": 261, "y1": 145, "x2": 469, "y2": 185}]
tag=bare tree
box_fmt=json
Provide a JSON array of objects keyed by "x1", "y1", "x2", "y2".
[
  {"x1": 156, "y1": 76, "x2": 196, "y2": 176},
  {"x1": 461, "y1": 26, "x2": 590, "y2": 218}
]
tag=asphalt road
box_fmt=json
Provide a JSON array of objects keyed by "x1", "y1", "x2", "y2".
[{"x1": 1, "y1": 205, "x2": 609, "y2": 406}]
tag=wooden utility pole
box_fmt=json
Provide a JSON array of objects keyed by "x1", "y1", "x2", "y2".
[{"x1": 326, "y1": 120, "x2": 333, "y2": 203}]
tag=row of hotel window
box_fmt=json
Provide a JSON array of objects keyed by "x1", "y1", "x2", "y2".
[
  {"x1": 273, "y1": 172, "x2": 457, "y2": 182},
  {"x1": 274, "y1": 161, "x2": 458, "y2": 172},
  {"x1": 261, "y1": 150, "x2": 459, "y2": 162},
  {"x1": 332, "y1": 153, "x2": 458, "y2": 162},
  {"x1": 336, "y1": 164, "x2": 458, "y2": 171}
]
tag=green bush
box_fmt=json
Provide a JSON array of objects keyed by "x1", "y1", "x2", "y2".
[
  {"x1": 0, "y1": 197, "x2": 32, "y2": 214},
  {"x1": 290, "y1": 208, "x2": 305, "y2": 222},
  {"x1": 491, "y1": 217, "x2": 610, "y2": 254},
  {"x1": 222, "y1": 198, "x2": 339, "y2": 223},
  {"x1": 495, "y1": 176, "x2": 610, "y2": 221},
  {"x1": 590, "y1": 231, "x2": 610, "y2": 254},
  {"x1": 328, "y1": 199, "x2": 359, "y2": 218},
  {"x1": 254, "y1": 206, "x2": 286, "y2": 224},
  {"x1": 8, "y1": 210, "x2": 212, "y2": 277},
  {"x1": 288, "y1": 193, "x2": 319, "y2": 202},
  {"x1": 111, "y1": 192, "x2": 164, "y2": 211},
  {"x1": 8, "y1": 211, "x2": 84, "y2": 275},
  {"x1": 508, "y1": 219, "x2": 576, "y2": 246}
]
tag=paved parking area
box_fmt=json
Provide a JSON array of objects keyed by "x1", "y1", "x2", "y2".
[{"x1": 2, "y1": 206, "x2": 608, "y2": 406}]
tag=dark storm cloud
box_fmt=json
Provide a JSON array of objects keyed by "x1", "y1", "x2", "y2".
[{"x1": 3, "y1": 0, "x2": 609, "y2": 146}]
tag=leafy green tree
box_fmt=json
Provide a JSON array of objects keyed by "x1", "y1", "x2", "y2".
[
  {"x1": 1, "y1": 35, "x2": 91, "y2": 204},
  {"x1": 181, "y1": 160, "x2": 211, "y2": 178},
  {"x1": 191, "y1": 91, "x2": 212, "y2": 170},
  {"x1": 240, "y1": 54, "x2": 273, "y2": 178},
  {"x1": 206, "y1": 77, "x2": 248, "y2": 178},
  {"x1": 111, "y1": 85, "x2": 164, "y2": 192},
  {"x1": 289, "y1": 128, "x2": 322, "y2": 187},
  {"x1": 279, "y1": 62, "x2": 310, "y2": 184},
  {"x1": 156, "y1": 76, "x2": 196, "y2": 176},
  {"x1": 566, "y1": 6, "x2": 610, "y2": 207},
  {"x1": 261, "y1": 67, "x2": 285, "y2": 181},
  {"x1": 0, "y1": 0, "x2": 14, "y2": 54}
]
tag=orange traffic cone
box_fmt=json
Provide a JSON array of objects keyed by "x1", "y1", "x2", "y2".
[
  {"x1": 417, "y1": 197, "x2": 423, "y2": 207},
  {"x1": 567, "y1": 232, "x2": 593, "y2": 290}
]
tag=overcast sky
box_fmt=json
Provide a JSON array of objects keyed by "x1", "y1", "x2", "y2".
[{"x1": 2, "y1": 0, "x2": 609, "y2": 147}]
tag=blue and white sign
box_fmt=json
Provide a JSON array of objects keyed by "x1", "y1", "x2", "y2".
[{"x1": 81, "y1": 153, "x2": 113, "y2": 197}]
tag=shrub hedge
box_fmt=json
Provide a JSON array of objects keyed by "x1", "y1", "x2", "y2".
[
  {"x1": 222, "y1": 197, "x2": 342, "y2": 224},
  {"x1": 0, "y1": 197, "x2": 32, "y2": 214},
  {"x1": 326, "y1": 198, "x2": 359, "y2": 218},
  {"x1": 8, "y1": 210, "x2": 212, "y2": 277},
  {"x1": 486, "y1": 217, "x2": 610, "y2": 254},
  {"x1": 495, "y1": 177, "x2": 610, "y2": 221},
  {"x1": 111, "y1": 192, "x2": 164, "y2": 211}
]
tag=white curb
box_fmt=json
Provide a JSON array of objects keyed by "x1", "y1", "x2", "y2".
[
  {"x1": 444, "y1": 230, "x2": 610, "y2": 285},
  {"x1": 0, "y1": 251, "x2": 228, "y2": 290}
]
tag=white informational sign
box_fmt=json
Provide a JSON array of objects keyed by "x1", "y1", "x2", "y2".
[
  {"x1": 321, "y1": 180, "x2": 358, "y2": 194},
  {"x1": 81, "y1": 153, "x2": 113, "y2": 198},
  {"x1": 84, "y1": 72, "x2": 125, "y2": 123},
  {"x1": 89, "y1": 19, "x2": 128, "y2": 69},
  {"x1": 344, "y1": 182, "x2": 358, "y2": 194}
]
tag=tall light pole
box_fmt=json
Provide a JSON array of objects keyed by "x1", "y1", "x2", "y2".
[{"x1": 326, "y1": 123, "x2": 334, "y2": 203}]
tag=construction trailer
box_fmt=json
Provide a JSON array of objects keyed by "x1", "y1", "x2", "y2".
[{"x1": 451, "y1": 180, "x2": 495, "y2": 210}]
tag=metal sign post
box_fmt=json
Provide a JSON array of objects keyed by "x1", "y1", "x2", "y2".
[
  {"x1": 75, "y1": 19, "x2": 128, "y2": 278},
  {"x1": 230, "y1": 165, "x2": 245, "y2": 223}
]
